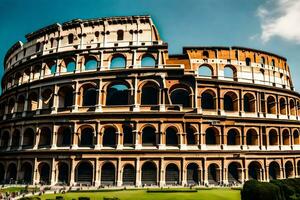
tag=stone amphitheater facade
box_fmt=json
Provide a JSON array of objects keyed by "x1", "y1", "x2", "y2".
[{"x1": 0, "y1": 15, "x2": 300, "y2": 187}]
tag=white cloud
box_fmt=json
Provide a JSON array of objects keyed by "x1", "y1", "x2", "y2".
[{"x1": 257, "y1": 0, "x2": 300, "y2": 44}]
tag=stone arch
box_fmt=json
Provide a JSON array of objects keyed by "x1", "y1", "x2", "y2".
[
  {"x1": 228, "y1": 162, "x2": 242, "y2": 184},
  {"x1": 227, "y1": 128, "x2": 240, "y2": 145},
  {"x1": 269, "y1": 129, "x2": 278, "y2": 145},
  {"x1": 102, "y1": 126, "x2": 117, "y2": 147},
  {"x1": 244, "y1": 93, "x2": 256, "y2": 112},
  {"x1": 41, "y1": 88, "x2": 54, "y2": 109},
  {"x1": 205, "y1": 127, "x2": 220, "y2": 145},
  {"x1": 141, "y1": 161, "x2": 157, "y2": 185},
  {"x1": 269, "y1": 161, "x2": 280, "y2": 180},
  {"x1": 142, "y1": 126, "x2": 157, "y2": 146},
  {"x1": 279, "y1": 97, "x2": 287, "y2": 115},
  {"x1": 165, "y1": 126, "x2": 179, "y2": 146},
  {"x1": 224, "y1": 91, "x2": 238, "y2": 111},
  {"x1": 57, "y1": 126, "x2": 72, "y2": 147},
  {"x1": 105, "y1": 82, "x2": 130, "y2": 106},
  {"x1": 267, "y1": 96, "x2": 276, "y2": 114},
  {"x1": 84, "y1": 56, "x2": 98, "y2": 71},
  {"x1": 20, "y1": 162, "x2": 33, "y2": 184},
  {"x1": 8, "y1": 97, "x2": 15, "y2": 114},
  {"x1": 141, "y1": 54, "x2": 156, "y2": 67},
  {"x1": 110, "y1": 54, "x2": 126, "y2": 69},
  {"x1": 11, "y1": 129, "x2": 21, "y2": 149},
  {"x1": 285, "y1": 161, "x2": 294, "y2": 178},
  {"x1": 6, "y1": 163, "x2": 17, "y2": 184},
  {"x1": 223, "y1": 65, "x2": 237, "y2": 78},
  {"x1": 28, "y1": 92, "x2": 38, "y2": 111},
  {"x1": 101, "y1": 162, "x2": 116, "y2": 186},
  {"x1": 17, "y1": 95, "x2": 25, "y2": 112},
  {"x1": 187, "y1": 163, "x2": 199, "y2": 185},
  {"x1": 293, "y1": 130, "x2": 300, "y2": 145},
  {"x1": 201, "y1": 89, "x2": 216, "y2": 110},
  {"x1": 79, "y1": 83, "x2": 98, "y2": 107},
  {"x1": 186, "y1": 125, "x2": 197, "y2": 145},
  {"x1": 57, "y1": 162, "x2": 69, "y2": 185},
  {"x1": 282, "y1": 129, "x2": 290, "y2": 145},
  {"x1": 140, "y1": 81, "x2": 160, "y2": 105},
  {"x1": 75, "y1": 161, "x2": 93, "y2": 185},
  {"x1": 198, "y1": 64, "x2": 213, "y2": 77},
  {"x1": 39, "y1": 127, "x2": 51, "y2": 148},
  {"x1": 23, "y1": 128, "x2": 35, "y2": 148},
  {"x1": 38, "y1": 162, "x2": 51, "y2": 185},
  {"x1": 79, "y1": 126, "x2": 94, "y2": 147},
  {"x1": 208, "y1": 163, "x2": 219, "y2": 185},
  {"x1": 290, "y1": 99, "x2": 296, "y2": 116},
  {"x1": 169, "y1": 84, "x2": 193, "y2": 108},
  {"x1": 123, "y1": 125, "x2": 134, "y2": 146},
  {"x1": 165, "y1": 163, "x2": 180, "y2": 185},
  {"x1": 0, "y1": 130, "x2": 9, "y2": 149},
  {"x1": 58, "y1": 85, "x2": 74, "y2": 108},
  {"x1": 248, "y1": 161, "x2": 262, "y2": 180},
  {"x1": 246, "y1": 129, "x2": 258, "y2": 145},
  {"x1": 63, "y1": 57, "x2": 76, "y2": 72},
  {"x1": 122, "y1": 163, "x2": 135, "y2": 185}
]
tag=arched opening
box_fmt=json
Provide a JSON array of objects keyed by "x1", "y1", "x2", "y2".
[
  {"x1": 246, "y1": 129, "x2": 258, "y2": 145},
  {"x1": 0, "y1": 131, "x2": 9, "y2": 149},
  {"x1": 84, "y1": 57, "x2": 98, "y2": 71},
  {"x1": 58, "y1": 162, "x2": 69, "y2": 185},
  {"x1": 8, "y1": 98, "x2": 15, "y2": 114},
  {"x1": 165, "y1": 127, "x2": 178, "y2": 146},
  {"x1": 142, "y1": 126, "x2": 156, "y2": 146},
  {"x1": 269, "y1": 129, "x2": 278, "y2": 145},
  {"x1": 68, "y1": 33, "x2": 74, "y2": 44},
  {"x1": 58, "y1": 86, "x2": 74, "y2": 108},
  {"x1": 21, "y1": 162, "x2": 33, "y2": 184},
  {"x1": 42, "y1": 89, "x2": 53, "y2": 109},
  {"x1": 57, "y1": 127, "x2": 72, "y2": 147},
  {"x1": 290, "y1": 99, "x2": 296, "y2": 116},
  {"x1": 267, "y1": 96, "x2": 276, "y2": 114},
  {"x1": 123, "y1": 125, "x2": 133, "y2": 146},
  {"x1": 117, "y1": 30, "x2": 124, "y2": 41},
  {"x1": 28, "y1": 92, "x2": 38, "y2": 111},
  {"x1": 165, "y1": 163, "x2": 180, "y2": 185},
  {"x1": 23, "y1": 128, "x2": 35, "y2": 148},
  {"x1": 76, "y1": 162, "x2": 93, "y2": 185},
  {"x1": 66, "y1": 59, "x2": 76, "y2": 72},
  {"x1": 282, "y1": 130, "x2": 290, "y2": 145},
  {"x1": 170, "y1": 88, "x2": 191, "y2": 108},
  {"x1": 79, "y1": 127, "x2": 94, "y2": 147},
  {"x1": 0, "y1": 164, "x2": 5, "y2": 183},
  {"x1": 227, "y1": 129, "x2": 240, "y2": 145},
  {"x1": 17, "y1": 95, "x2": 25, "y2": 112},
  {"x1": 141, "y1": 54, "x2": 156, "y2": 67},
  {"x1": 110, "y1": 55, "x2": 126, "y2": 69},
  {"x1": 122, "y1": 164, "x2": 135, "y2": 185},
  {"x1": 224, "y1": 65, "x2": 236, "y2": 78},
  {"x1": 245, "y1": 58, "x2": 251, "y2": 66},
  {"x1": 248, "y1": 161, "x2": 262, "y2": 180},
  {"x1": 244, "y1": 93, "x2": 255, "y2": 112},
  {"x1": 224, "y1": 92, "x2": 238, "y2": 111},
  {"x1": 205, "y1": 127, "x2": 219, "y2": 145},
  {"x1": 39, "y1": 127, "x2": 51, "y2": 148},
  {"x1": 260, "y1": 57, "x2": 266, "y2": 67},
  {"x1": 187, "y1": 163, "x2": 199, "y2": 185},
  {"x1": 102, "y1": 127, "x2": 116, "y2": 147},
  {"x1": 186, "y1": 126, "x2": 196, "y2": 145},
  {"x1": 293, "y1": 130, "x2": 300, "y2": 145},
  {"x1": 33, "y1": 65, "x2": 41, "y2": 79},
  {"x1": 141, "y1": 83, "x2": 159, "y2": 105},
  {"x1": 14, "y1": 72, "x2": 22, "y2": 85},
  {"x1": 106, "y1": 83, "x2": 130, "y2": 105},
  {"x1": 6, "y1": 163, "x2": 17, "y2": 184},
  {"x1": 280, "y1": 98, "x2": 286, "y2": 115},
  {"x1": 39, "y1": 163, "x2": 50, "y2": 185},
  {"x1": 50, "y1": 63, "x2": 57, "y2": 75},
  {"x1": 269, "y1": 162, "x2": 280, "y2": 180},
  {"x1": 198, "y1": 65, "x2": 212, "y2": 77},
  {"x1": 101, "y1": 162, "x2": 116, "y2": 186},
  {"x1": 208, "y1": 164, "x2": 219, "y2": 185},
  {"x1": 285, "y1": 161, "x2": 294, "y2": 178},
  {"x1": 11, "y1": 130, "x2": 20, "y2": 149},
  {"x1": 201, "y1": 90, "x2": 216, "y2": 110},
  {"x1": 81, "y1": 85, "x2": 97, "y2": 106},
  {"x1": 141, "y1": 161, "x2": 157, "y2": 185},
  {"x1": 228, "y1": 162, "x2": 242, "y2": 184}
]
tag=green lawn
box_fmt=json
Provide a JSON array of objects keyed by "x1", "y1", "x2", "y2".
[
  {"x1": 37, "y1": 188, "x2": 241, "y2": 200},
  {"x1": 0, "y1": 187, "x2": 25, "y2": 193}
]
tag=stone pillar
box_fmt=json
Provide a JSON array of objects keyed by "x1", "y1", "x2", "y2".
[
  {"x1": 135, "y1": 158, "x2": 141, "y2": 187},
  {"x1": 159, "y1": 158, "x2": 165, "y2": 186},
  {"x1": 158, "y1": 131, "x2": 165, "y2": 150},
  {"x1": 181, "y1": 159, "x2": 187, "y2": 186},
  {"x1": 51, "y1": 158, "x2": 56, "y2": 185},
  {"x1": 36, "y1": 87, "x2": 43, "y2": 115},
  {"x1": 116, "y1": 132, "x2": 123, "y2": 149},
  {"x1": 52, "y1": 84, "x2": 59, "y2": 114},
  {"x1": 73, "y1": 82, "x2": 79, "y2": 112},
  {"x1": 134, "y1": 130, "x2": 141, "y2": 150},
  {"x1": 133, "y1": 76, "x2": 139, "y2": 112},
  {"x1": 33, "y1": 158, "x2": 39, "y2": 185},
  {"x1": 95, "y1": 159, "x2": 100, "y2": 186},
  {"x1": 51, "y1": 125, "x2": 58, "y2": 149},
  {"x1": 96, "y1": 79, "x2": 103, "y2": 112},
  {"x1": 33, "y1": 127, "x2": 40, "y2": 150},
  {"x1": 69, "y1": 158, "x2": 75, "y2": 186},
  {"x1": 117, "y1": 158, "x2": 122, "y2": 186}
]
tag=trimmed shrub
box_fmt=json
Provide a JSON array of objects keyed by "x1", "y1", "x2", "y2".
[{"x1": 241, "y1": 180, "x2": 282, "y2": 200}]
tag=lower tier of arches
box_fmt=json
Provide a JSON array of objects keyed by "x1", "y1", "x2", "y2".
[{"x1": 1, "y1": 153, "x2": 300, "y2": 187}]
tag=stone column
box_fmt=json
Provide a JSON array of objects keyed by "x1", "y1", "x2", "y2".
[
  {"x1": 51, "y1": 84, "x2": 59, "y2": 114},
  {"x1": 95, "y1": 159, "x2": 100, "y2": 186},
  {"x1": 51, "y1": 125, "x2": 58, "y2": 149},
  {"x1": 51, "y1": 158, "x2": 56, "y2": 185},
  {"x1": 117, "y1": 158, "x2": 122, "y2": 186},
  {"x1": 69, "y1": 158, "x2": 75, "y2": 186},
  {"x1": 135, "y1": 158, "x2": 141, "y2": 187},
  {"x1": 159, "y1": 158, "x2": 165, "y2": 186},
  {"x1": 33, "y1": 158, "x2": 39, "y2": 185}
]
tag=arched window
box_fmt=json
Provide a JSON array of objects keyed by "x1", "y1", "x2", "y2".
[
  {"x1": 122, "y1": 164, "x2": 135, "y2": 185},
  {"x1": 110, "y1": 55, "x2": 126, "y2": 69},
  {"x1": 58, "y1": 162, "x2": 69, "y2": 184},
  {"x1": 39, "y1": 163, "x2": 50, "y2": 184},
  {"x1": 101, "y1": 162, "x2": 116, "y2": 186},
  {"x1": 186, "y1": 126, "x2": 196, "y2": 145},
  {"x1": 141, "y1": 161, "x2": 157, "y2": 185},
  {"x1": 282, "y1": 130, "x2": 290, "y2": 145},
  {"x1": 245, "y1": 58, "x2": 251, "y2": 66},
  {"x1": 244, "y1": 93, "x2": 255, "y2": 112},
  {"x1": 267, "y1": 96, "x2": 276, "y2": 114},
  {"x1": 80, "y1": 127, "x2": 94, "y2": 147},
  {"x1": 68, "y1": 33, "x2": 74, "y2": 44},
  {"x1": 141, "y1": 83, "x2": 159, "y2": 105},
  {"x1": 76, "y1": 162, "x2": 93, "y2": 185},
  {"x1": 198, "y1": 65, "x2": 212, "y2": 77},
  {"x1": 117, "y1": 30, "x2": 124, "y2": 41},
  {"x1": 106, "y1": 83, "x2": 130, "y2": 105},
  {"x1": 269, "y1": 162, "x2": 280, "y2": 180},
  {"x1": 84, "y1": 58, "x2": 97, "y2": 71},
  {"x1": 39, "y1": 127, "x2": 51, "y2": 148},
  {"x1": 269, "y1": 129, "x2": 278, "y2": 145},
  {"x1": 141, "y1": 55, "x2": 156, "y2": 67},
  {"x1": 165, "y1": 164, "x2": 179, "y2": 185},
  {"x1": 23, "y1": 128, "x2": 34, "y2": 148},
  {"x1": 66, "y1": 60, "x2": 76, "y2": 72},
  {"x1": 224, "y1": 92, "x2": 238, "y2": 111},
  {"x1": 123, "y1": 126, "x2": 133, "y2": 146},
  {"x1": 293, "y1": 130, "x2": 300, "y2": 145},
  {"x1": 227, "y1": 129, "x2": 240, "y2": 145},
  {"x1": 205, "y1": 127, "x2": 219, "y2": 145},
  {"x1": 82, "y1": 85, "x2": 97, "y2": 106},
  {"x1": 248, "y1": 161, "x2": 262, "y2": 180},
  {"x1": 224, "y1": 65, "x2": 235, "y2": 78},
  {"x1": 142, "y1": 126, "x2": 156, "y2": 146},
  {"x1": 57, "y1": 127, "x2": 72, "y2": 147},
  {"x1": 246, "y1": 129, "x2": 258, "y2": 145},
  {"x1": 103, "y1": 127, "x2": 116, "y2": 147},
  {"x1": 170, "y1": 88, "x2": 191, "y2": 108},
  {"x1": 58, "y1": 86, "x2": 74, "y2": 108},
  {"x1": 165, "y1": 127, "x2": 178, "y2": 146},
  {"x1": 208, "y1": 164, "x2": 219, "y2": 184},
  {"x1": 290, "y1": 99, "x2": 296, "y2": 116},
  {"x1": 280, "y1": 98, "x2": 286, "y2": 115},
  {"x1": 201, "y1": 90, "x2": 215, "y2": 110}
]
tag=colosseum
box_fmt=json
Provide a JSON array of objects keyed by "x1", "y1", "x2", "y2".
[{"x1": 0, "y1": 15, "x2": 300, "y2": 187}]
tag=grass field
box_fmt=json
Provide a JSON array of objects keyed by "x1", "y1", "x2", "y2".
[{"x1": 37, "y1": 188, "x2": 241, "y2": 200}]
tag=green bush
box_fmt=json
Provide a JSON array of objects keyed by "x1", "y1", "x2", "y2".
[
  {"x1": 241, "y1": 180, "x2": 282, "y2": 200},
  {"x1": 271, "y1": 179, "x2": 300, "y2": 200}
]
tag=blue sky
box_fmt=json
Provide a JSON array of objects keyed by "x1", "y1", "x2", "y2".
[{"x1": 1, "y1": 0, "x2": 300, "y2": 91}]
